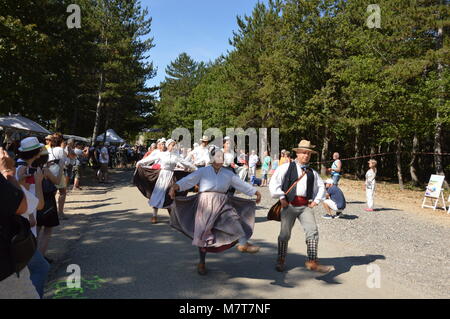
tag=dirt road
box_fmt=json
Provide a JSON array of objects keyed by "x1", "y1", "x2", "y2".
[{"x1": 44, "y1": 169, "x2": 449, "y2": 299}]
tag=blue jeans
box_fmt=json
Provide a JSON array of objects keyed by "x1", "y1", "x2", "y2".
[
  {"x1": 27, "y1": 250, "x2": 50, "y2": 298},
  {"x1": 332, "y1": 174, "x2": 341, "y2": 186}
]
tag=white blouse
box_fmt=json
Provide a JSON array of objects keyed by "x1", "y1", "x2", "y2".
[
  {"x1": 138, "y1": 150, "x2": 195, "y2": 171},
  {"x1": 223, "y1": 152, "x2": 234, "y2": 167},
  {"x1": 185, "y1": 146, "x2": 210, "y2": 166},
  {"x1": 269, "y1": 161, "x2": 325, "y2": 204},
  {"x1": 176, "y1": 166, "x2": 256, "y2": 196}
]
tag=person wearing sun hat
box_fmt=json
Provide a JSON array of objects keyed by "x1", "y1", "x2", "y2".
[
  {"x1": 269, "y1": 139, "x2": 332, "y2": 273},
  {"x1": 15, "y1": 137, "x2": 51, "y2": 298},
  {"x1": 44, "y1": 135, "x2": 53, "y2": 150}
]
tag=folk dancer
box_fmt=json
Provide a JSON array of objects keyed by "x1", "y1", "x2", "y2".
[
  {"x1": 135, "y1": 139, "x2": 195, "y2": 224},
  {"x1": 269, "y1": 140, "x2": 332, "y2": 273},
  {"x1": 169, "y1": 148, "x2": 262, "y2": 275}
]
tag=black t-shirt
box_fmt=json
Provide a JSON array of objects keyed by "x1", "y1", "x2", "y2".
[
  {"x1": 0, "y1": 174, "x2": 24, "y2": 279},
  {"x1": 0, "y1": 174, "x2": 23, "y2": 222}
]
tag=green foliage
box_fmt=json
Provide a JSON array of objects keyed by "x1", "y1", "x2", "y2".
[
  {"x1": 0, "y1": 0, "x2": 157, "y2": 138},
  {"x1": 156, "y1": 0, "x2": 449, "y2": 182}
]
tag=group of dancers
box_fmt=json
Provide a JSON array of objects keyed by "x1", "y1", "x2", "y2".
[{"x1": 133, "y1": 136, "x2": 333, "y2": 275}]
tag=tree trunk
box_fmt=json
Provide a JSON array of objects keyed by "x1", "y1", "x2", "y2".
[
  {"x1": 396, "y1": 139, "x2": 404, "y2": 190},
  {"x1": 54, "y1": 115, "x2": 62, "y2": 132},
  {"x1": 71, "y1": 100, "x2": 79, "y2": 134},
  {"x1": 321, "y1": 125, "x2": 329, "y2": 176},
  {"x1": 91, "y1": 72, "x2": 104, "y2": 146},
  {"x1": 434, "y1": 25, "x2": 448, "y2": 188},
  {"x1": 409, "y1": 134, "x2": 420, "y2": 186},
  {"x1": 354, "y1": 126, "x2": 360, "y2": 178},
  {"x1": 378, "y1": 144, "x2": 383, "y2": 172},
  {"x1": 103, "y1": 106, "x2": 109, "y2": 144}
]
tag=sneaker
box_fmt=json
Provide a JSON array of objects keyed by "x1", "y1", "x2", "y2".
[
  {"x1": 335, "y1": 212, "x2": 344, "y2": 218},
  {"x1": 322, "y1": 214, "x2": 335, "y2": 219},
  {"x1": 364, "y1": 208, "x2": 374, "y2": 212}
]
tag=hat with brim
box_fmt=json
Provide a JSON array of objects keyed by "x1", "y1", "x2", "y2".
[
  {"x1": 324, "y1": 179, "x2": 334, "y2": 185},
  {"x1": 292, "y1": 140, "x2": 318, "y2": 154},
  {"x1": 18, "y1": 137, "x2": 44, "y2": 152},
  {"x1": 200, "y1": 135, "x2": 210, "y2": 142}
]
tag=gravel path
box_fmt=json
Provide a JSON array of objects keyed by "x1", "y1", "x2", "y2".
[
  {"x1": 238, "y1": 184, "x2": 450, "y2": 298},
  {"x1": 44, "y1": 169, "x2": 449, "y2": 299}
]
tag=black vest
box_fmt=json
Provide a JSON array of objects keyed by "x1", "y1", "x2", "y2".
[{"x1": 281, "y1": 162, "x2": 315, "y2": 203}]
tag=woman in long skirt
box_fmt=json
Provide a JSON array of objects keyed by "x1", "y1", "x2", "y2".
[
  {"x1": 136, "y1": 139, "x2": 196, "y2": 223},
  {"x1": 169, "y1": 149, "x2": 262, "y2": 275}
]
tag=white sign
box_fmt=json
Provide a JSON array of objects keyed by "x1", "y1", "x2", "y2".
[{"x1": 425, "y1": 175, "x2": 445, "y2": 198}]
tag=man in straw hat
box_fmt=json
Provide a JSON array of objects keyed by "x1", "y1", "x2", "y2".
[{"x1": 269, "y1": 140, "x2": 332, "y2": 273}]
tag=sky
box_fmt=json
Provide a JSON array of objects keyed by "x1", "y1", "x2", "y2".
[{"x1": 141, "y1": 0, "x2": 266, "y2": 88}]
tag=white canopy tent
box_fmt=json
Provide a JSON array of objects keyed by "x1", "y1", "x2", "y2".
[
  {"x1": 0, "y1": 115, "x2": 51, "y2": 135},
  {"x1": 96, "y1": 129, "x2": 125, "y2": 144}
]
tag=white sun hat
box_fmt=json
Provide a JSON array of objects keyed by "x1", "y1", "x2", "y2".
[{"x1": 18, "y1": 137, "x2": 44, "y2": 152}]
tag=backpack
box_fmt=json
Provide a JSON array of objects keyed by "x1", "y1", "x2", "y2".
[{"x1": 0, "y1": 214, "x2": 37, "y2": 281}]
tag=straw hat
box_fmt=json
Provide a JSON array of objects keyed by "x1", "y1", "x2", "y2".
[
  {"x1": 200, "y1": 135, "x2": 210, "y2": 142},
  {"x1": 292, "y1": 140, "x2": 318, "y2": 154}
]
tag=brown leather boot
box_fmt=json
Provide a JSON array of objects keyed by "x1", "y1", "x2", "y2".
[
  {"x1": 237, "y1": 243, "x2": 260, "y2": 253},
  {"x1": 197, "y1": 263, "x2": 207, "y2": 275},
  {"x1": 275, "y1": 258, "x2": 286, "y2": 272},
  {"x1": 151, "y1": 217, "x2": 158, "y2": 224},
  {"x1": 275, "y1": 240, "x2": 288, "y2": 272},
  {"x1": 305, "y1": 260, "x2": 333, "y2": 273}
]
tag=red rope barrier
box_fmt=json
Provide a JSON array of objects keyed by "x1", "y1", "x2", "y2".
[{"x1": 311, "y1": 151, "x2": 450, "y2": 165}]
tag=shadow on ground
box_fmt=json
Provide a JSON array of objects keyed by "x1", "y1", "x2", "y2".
[{"x1": 45, "y1": 209, "x2": 385, "y2": 299}]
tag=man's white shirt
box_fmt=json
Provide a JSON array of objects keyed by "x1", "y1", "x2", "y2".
[{"x1": 269, "y1": 161, "x2": 325, "y2": 204}]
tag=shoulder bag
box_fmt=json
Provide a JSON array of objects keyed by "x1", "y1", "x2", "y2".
[{"x1": 267, "y1": 170, "x2": 307, "y2": 222}]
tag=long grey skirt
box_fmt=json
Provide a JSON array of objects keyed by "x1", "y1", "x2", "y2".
[{"x1": 170, "y1": 192, "x2": 256, "y2": 252}]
